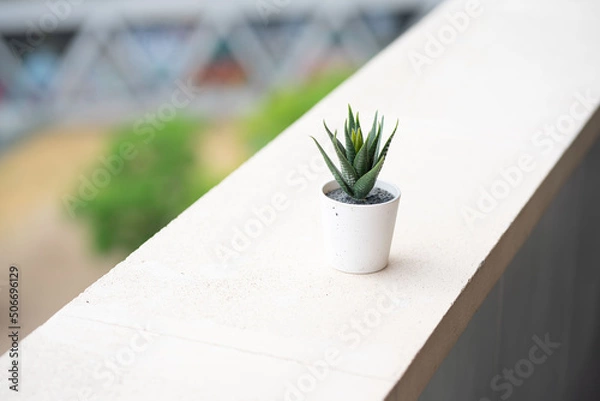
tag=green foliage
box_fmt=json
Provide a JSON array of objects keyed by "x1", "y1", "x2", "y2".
[
  {"x1": 76, "y1": 70, "x2": 354, "y2": 254},
  {"x1": 78, "y1": 116, "x2": 215, "y2": 253},
  {"x1": 241, "y1": 70, "x2": 353, "y2": 152},
  {"x1": 312, "y1": 106, "x2": 398, "y2": 200}
]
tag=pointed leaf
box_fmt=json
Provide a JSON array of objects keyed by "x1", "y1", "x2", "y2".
[
  {"x1": 357, "y1": 123, "x2": 363, "y2": 147},
  {"x1": 353, "y1": 129, "x2": 370, "y2": 176},
  {"x1": 311, "y1": 137, "x2": 354, "y2": 197},
  {"x1": 323, "y1": 121, "x2": 345, "y2": 154},
  {"x1": 367, "y1": 128, "x2": 381, "y2": 169},
  {"x1": 367, "y1": 113, "x2": 381, "y2": 168},
  {"x1": 374, "y1": 116, "x2": 384, "y2": 160},
  {"x1": 344, "y1": 120, "x2": 356, "y2": 164},
  {"x1": 351, "y1": 156, "x2": 386, "y2": 199},
  {"x1": 347, "y1": 105, "x2": 355, "y2": 134},
  {"x1": 353, "y1": 127, "x2": 364, "y2": 153},
  {"x1": 376, "y1": 119, "x2": 399, "y2": 164},
  {"x1": 324, "y1": 124, "x2": 358, "y2": 185},
  {"x1": 366, "y1": 111, "x2": 379, "y2": 149}
]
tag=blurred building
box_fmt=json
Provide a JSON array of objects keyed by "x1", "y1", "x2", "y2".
[{"x1": 0, "y1": 0, "x2": 441, "y2": 147}]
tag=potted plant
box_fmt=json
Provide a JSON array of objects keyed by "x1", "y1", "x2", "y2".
[{"x1": 311, "y1": 106, "x2": 400, "y2": 274}]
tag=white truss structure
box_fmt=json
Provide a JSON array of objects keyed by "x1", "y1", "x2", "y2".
[{"x1": 0, "y1": 0, "x2": 440, "y2": 144}]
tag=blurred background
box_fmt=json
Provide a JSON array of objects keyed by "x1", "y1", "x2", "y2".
[{"x1": 0, "y1": 0, "x2": 442, "y2": 352}]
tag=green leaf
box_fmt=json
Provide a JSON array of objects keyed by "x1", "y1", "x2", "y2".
[
  {"x1": 344, "y1": 120, "x2": 356, "y2": 164},
  {"x1": 367, "y1": 128, "x2": 381, "y2": 169},
  {"x1": 352, "y1": 155, "x2": 386, "y2": 199},
  {"x1": 347, "y1": 104, "x2": 355, "y2": 134},
  {"x1": 353, "y1": 129, "x2": 370, "y2": 176},
  {"x1": 367, "y1": 112, "x2": 380, "y2": 167},
  {"x1": 374, "y1": 116, "x2": 384, "y2": 161},
  {"x1": 376, "y1": 119, "x2": 399, "y2": 164},
  {"x1": 323, "y1": 124, "x2": 358, "y2": 185},
  {"x1": 351, "y1": 118, "x2": 398, "y2": 199},
  {"x1": 353, "y1": 127, "x2": 364, "y2": 153},
  {"x1": 323, "y1": 121, "x2": 345, "y2": 154},
  {"x1": 311, "y1": 137, "x2": 354, "y2": 197},
  {"x1": 366, "y1": 111, "x2": 378, "y2": 147}
]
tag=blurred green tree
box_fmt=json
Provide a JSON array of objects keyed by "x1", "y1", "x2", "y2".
[
  {"x1": 241, "y1": 70, "x2": 353, "y2": 152},
  {"x1": 77, "y1": 70, "x2": 352, "y2": 254},
  {"x1": 79, "y1": 115, "x2": 214, "y2": 254}
]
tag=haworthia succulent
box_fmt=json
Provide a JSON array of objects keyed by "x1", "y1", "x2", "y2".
[{"x1": 312, "y1": 106, "x2": 398, "y2": 200}]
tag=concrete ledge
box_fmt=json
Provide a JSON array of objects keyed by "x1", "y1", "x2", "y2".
[{"x1": 2, "y1": 0, "x2": 600, "y2": 400}]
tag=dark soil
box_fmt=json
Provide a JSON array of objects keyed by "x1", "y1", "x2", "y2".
[{"x1": 326, "y1": 187, "x2": 394, "y2": 205}]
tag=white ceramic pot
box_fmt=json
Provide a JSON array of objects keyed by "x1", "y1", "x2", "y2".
[{"x1": 320, "y1": 179, "x2": 401, "y2": 274}]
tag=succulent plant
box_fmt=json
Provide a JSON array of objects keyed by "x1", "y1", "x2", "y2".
[{"x1": 311, "y1": 105, "x2": 398, "y2": 200}]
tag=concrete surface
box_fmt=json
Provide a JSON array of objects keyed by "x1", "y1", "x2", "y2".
[{"x1": 416, "y1": 127, "x2": 600, "y2": 401}]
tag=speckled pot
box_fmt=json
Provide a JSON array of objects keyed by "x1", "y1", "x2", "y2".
[{"x1": 320, "y1": 179, "x2": 401, "y2": 274}]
